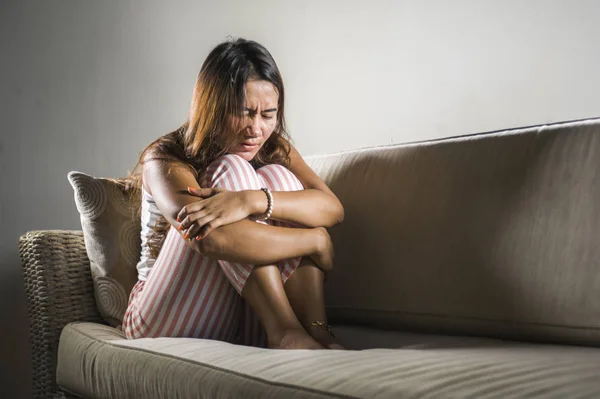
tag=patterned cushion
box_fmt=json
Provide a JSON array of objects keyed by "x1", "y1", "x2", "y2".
[{"x1": 68, "y1": 171, "x2": 140, "y2": 327}]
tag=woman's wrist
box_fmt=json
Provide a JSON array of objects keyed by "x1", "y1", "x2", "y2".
[
  {"x1": 308, "y1": 227, "x2": 334, "y2": 271},
  {"x1": 296, "y1": 227, "x2": 325, "y2": 259},
  {"x1": 312, "y1": 227, "x2": 328, "y2": 254},
  {"x1": 244, "y1": 190, "x2": 268, "y2": 216}
]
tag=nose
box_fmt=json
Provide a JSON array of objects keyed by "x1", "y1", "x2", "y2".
[{"x1": 249, "y1": 116, "x2": 261, "y2": 135}]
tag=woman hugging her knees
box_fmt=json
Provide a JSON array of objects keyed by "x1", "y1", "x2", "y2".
[{"x1": 122, "y1": 38, "x2": 345, "y2": 350}]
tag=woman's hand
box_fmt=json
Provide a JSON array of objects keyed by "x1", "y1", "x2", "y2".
[
  {"x1": 177, "y1": 187, "x2": 252, "y2": 240},
  {"x1": 310, "y1": 227, "x2": 335, "y2": 272}
]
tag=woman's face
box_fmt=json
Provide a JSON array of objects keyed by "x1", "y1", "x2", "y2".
[{"x1": 228, "y1": 80, "x2": 279, "y2": 161}]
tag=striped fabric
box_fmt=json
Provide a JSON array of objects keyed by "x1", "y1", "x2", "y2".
[{"x1": 123, "y1": 154, "x2": 304, "y2": 347}]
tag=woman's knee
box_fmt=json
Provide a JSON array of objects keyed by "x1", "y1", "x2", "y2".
[
  {"x1": 256, "y1": 164, "x2": 303, "y2": 192},
  {"x1": 203, "y1": 154, "x2": 261, "y2": 191}
]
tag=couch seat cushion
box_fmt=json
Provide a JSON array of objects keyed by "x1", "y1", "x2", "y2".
[{"x1": 57, "y1": 322, "x2": 600, "y2": 398}]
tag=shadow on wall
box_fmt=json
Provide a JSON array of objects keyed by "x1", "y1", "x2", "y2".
[
  {"x1": 321, "y1": 122, "x2": 600, "y2": 345},
  {"x1": 0, "y1": 262, "x2": 32, "y2": 398}
]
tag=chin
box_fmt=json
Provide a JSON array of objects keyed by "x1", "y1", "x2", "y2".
[
  {"x1": 231, "y1": 150, "x2": 258, "y2": 162},
  {"x1": 237, "y1": 153, "x2": 254, "y2": 162}
]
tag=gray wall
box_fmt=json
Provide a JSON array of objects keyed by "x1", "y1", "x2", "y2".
[{"x1": 2, "y1": 0, "x2": 599, "y2": 396}]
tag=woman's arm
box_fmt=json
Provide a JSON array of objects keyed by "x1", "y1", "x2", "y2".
[
  {"x1": 189, "y1": 144, "x2": 343, "y2": 229},
  {"x1": 181, "y1": 143, "x2": 344, "y2": 233},
  {"x1": 142, "y1": 155, "x2": 332, "y2": 268},
  {"x1": 200, "y1": 220, "x2": 332, "y2": 268},
  {"x1": 250, "y1": 143, "x2": 344, "y2": 228}
]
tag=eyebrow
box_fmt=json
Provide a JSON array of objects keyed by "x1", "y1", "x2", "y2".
[{"x1": 244, "y1": 107, "x2": 277, "y2": 113}]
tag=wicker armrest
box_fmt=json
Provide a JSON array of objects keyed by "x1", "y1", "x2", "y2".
[{"x1": 19, "y1": 230, "x2": 104, "y2": 399}]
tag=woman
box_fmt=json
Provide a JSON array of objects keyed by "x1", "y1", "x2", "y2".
[{"x1": 122, "y1": 38, "x2": 344, "y2": 350}]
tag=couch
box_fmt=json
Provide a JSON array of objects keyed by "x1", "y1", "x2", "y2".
[{"x1": 20, "y1": 118, "x2": 600, "y2": 398}]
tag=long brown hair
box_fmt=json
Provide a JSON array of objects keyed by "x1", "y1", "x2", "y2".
[{"x1": 122, "y1": 38, "x2": 291, "y2": 257}]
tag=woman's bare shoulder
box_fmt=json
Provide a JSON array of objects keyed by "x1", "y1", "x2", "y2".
[{"x1": 140, "y1": 137, "x2": 196, "y2": 194}]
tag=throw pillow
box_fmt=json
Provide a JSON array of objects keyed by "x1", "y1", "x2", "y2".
[{"x1": 68, "y1": 171, "x2": 141, "y2": 327}]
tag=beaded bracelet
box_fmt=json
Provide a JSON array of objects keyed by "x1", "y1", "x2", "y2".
[{"x1": 255, "y1": 187, "x2": 274, "y2": 221}]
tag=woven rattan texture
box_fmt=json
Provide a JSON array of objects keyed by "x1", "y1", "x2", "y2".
[{"x1": 19, "y1": 230, "x2": 104, "y2": 399}]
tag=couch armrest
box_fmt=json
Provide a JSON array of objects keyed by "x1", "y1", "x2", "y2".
[{"x1": 19, "y1": 230, "x2": 103, "y2": 399}]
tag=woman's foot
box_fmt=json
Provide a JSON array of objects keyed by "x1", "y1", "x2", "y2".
[
  {"x1": 271, "y1": 328, "x2": 324, "y2": 350},
  {"x1": 307, "y1": 322, "x2": 346, "y2": 350}
]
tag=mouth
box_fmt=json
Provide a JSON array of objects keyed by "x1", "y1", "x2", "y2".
[{"x1": 240, "y1": 141, "x2": 260, "y2": 151}]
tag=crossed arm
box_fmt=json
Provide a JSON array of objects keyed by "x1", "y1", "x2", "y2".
[{"x1": 142, "y1": 144, "x2": 344, "y2": 267}]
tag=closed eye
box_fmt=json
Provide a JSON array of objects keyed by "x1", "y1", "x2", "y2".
[{"x1": 245, "y1": 107, "x2": 277, "y2": 115}]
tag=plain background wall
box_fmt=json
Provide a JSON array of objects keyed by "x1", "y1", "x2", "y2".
[{"x1": 2, "y1": 0, "x2": 599, "y2": 395}]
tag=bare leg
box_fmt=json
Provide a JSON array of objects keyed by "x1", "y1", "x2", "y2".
[
  {"x1": 284, "y1": 257, "x2": 345, "y2": 349},
  {"x1": 252, "y1": 163, "x2": 341, "y2": 349},
  {"x1": 196, "y1": 155, "x2": 325, "y2": 349},
  {"x1": 241, "y1": 264, "x2": 323, "y2": 349}
]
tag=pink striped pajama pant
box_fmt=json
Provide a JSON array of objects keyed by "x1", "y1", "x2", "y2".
[{"x1": 122, "y1": 154, "x2": 304, "y2": 347}]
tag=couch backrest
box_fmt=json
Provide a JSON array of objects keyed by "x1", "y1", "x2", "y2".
[{"x1": 307, "y1": 118, "x2": 600, "y2": 346}]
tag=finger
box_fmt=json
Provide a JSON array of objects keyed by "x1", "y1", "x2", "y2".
[
  {"x1": 183, "y1": 215, "x2": 214, "y2": 240},
  {"x1": 177, "y1": 204, "x2": 193, "y2": 223},
  {"x1": 198, "y1": 219, "x2": 222, "y2": 239},
  {"x1": 185, "y1": 222, "x2": 202, "y2": 241},
  {"x1": 187, "y1": 187, "x2": 221, "y2": 197},
  {"x1": 178, "y1": 209, "x2": 209, "y2": 231},
  {"x1": 194, "y1": 215, "x2": 219, "y2": 240},
  {"x1": 177, "y1": 201, "x2": 206, "y2": 224},
  {"x1": 186, "y1": 186, "x2": 204, "y2": 197}
]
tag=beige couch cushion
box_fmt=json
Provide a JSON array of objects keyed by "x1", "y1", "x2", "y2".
[
  {"x1": 68, "y1": 172, "x2": 140, "y2": 326},
  {"x1": 57, "y1": 322, "x2": 600, "y2": 398},
  {"x1": 306, "y1": 118, "x2": 600, "y2": 346}
]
